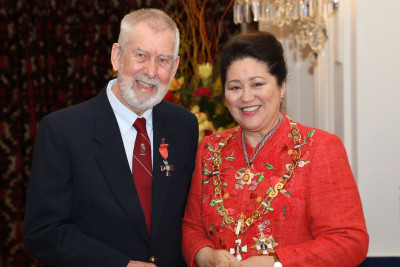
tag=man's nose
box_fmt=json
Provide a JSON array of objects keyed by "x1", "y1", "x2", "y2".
[{"x1": 143, "y1": 58, "x2": 157, "y2": 78}]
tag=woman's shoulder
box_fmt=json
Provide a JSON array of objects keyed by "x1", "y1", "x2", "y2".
[
  {"x1": 288, "y1": 116, "x2": 345, "y2": 151},
  {"x1": 285, "y1": 113, "x2": 338, "y2": 139}
]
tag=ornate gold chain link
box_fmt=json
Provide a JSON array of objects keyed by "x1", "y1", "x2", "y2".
[{"x1": 210, "y1": 116, "x2": 302, "y2": 234}]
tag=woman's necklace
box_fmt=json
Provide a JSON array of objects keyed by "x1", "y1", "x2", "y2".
[
  {"x1": 240, "y1": 114, "x2": 283, "y2": 184},
  {"x1": 210, "y1": 115, "x2": 302, "y2": 260}
]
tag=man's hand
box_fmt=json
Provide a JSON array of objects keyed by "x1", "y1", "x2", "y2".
[{"x1": 127, "y1": 260, "x2": 157, "y2": 267}]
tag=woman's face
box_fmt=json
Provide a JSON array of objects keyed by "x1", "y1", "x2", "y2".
[{"x1": 224, "y1": 57, "x2": 285, "y2": 136}]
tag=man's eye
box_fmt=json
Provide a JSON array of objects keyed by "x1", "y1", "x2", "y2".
[
  {"x1": 134, "y1": 52, "x2": 148, "y2": 62},
  {"x1": 158, "y1": 57, "x2": 172, "y2": 65}
]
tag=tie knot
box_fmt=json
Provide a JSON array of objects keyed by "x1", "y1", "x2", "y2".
[{"x1": 133, "y1": 118, "x2": 147, "y2": 133}]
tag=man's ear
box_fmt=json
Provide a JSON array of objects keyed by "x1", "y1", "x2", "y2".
[
  {"x1": 111, "y1": 43, "x2": 121, "y2": 71},
  {"x1": 171, "y1": 56, "x2": 180, "y2": 77}
]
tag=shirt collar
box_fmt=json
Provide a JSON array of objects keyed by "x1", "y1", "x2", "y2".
[{"x1": 106, "y1": 78, "x2": 153, "y2": 135}]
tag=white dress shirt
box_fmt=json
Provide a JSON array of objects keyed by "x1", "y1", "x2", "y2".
[{"x1": 106, "y1": 78, "x2": 154, "y2": 171}]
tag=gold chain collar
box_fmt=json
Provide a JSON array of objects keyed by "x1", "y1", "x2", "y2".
[{"x1": 210, "y1": 116, "x2": 302, "y2": 235}]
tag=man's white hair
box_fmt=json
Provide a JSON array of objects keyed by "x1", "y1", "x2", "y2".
[{"x1": 118, "y1": 8, "x2": 180, "y2": 60}]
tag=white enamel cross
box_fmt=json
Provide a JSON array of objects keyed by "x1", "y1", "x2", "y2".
[{"x1": 230, "y1": 239, "x2": 247, "y2": 261}]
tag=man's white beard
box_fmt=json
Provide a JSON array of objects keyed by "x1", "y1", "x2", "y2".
[{"x1": 117, "y1": 69, "x2": 170, "y2": 111}]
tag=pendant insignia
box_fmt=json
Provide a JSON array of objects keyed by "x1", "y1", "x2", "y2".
[
  {"x1": 230, "y1": 239, "x2": 247, "y2": 261},
  {"x1": 239, "y1": 169, "x2": 254, "y2": 185},
  {"x1": 251, "y1": 233, "x2": 278, "y2": 255}
]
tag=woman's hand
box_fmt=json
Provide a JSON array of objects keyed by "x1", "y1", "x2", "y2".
[
  {"x1": 194, "y1": 247, "x2": 237, "y2": 267},
  {"x1": 216, "y1": 255, "x2": 275, "y2": 267}
]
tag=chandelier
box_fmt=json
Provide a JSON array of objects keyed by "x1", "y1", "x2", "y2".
[{"x1": 233, "y1": 0, "x2": 339, "y2": 54}]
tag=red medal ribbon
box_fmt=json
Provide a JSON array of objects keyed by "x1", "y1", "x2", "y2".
[{"x1": 159, "y1": 143, "x2": 169, "y2": 159}]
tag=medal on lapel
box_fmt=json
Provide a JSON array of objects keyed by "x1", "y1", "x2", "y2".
[{"x1": 159, "y1": 138, "x2": 174, "y2": 176}]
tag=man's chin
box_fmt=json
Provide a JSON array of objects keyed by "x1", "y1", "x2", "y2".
[
  {"x1": 127, "y1": 102, "x2": 150, "y2": 111},
  {"x1": 135, "y1": 86, "x2": 157, "y2": 95},
  {"x1": 122, "y1": 86, "x2": 168, "y2": 110},
  {"x1": 126, "y1": 98, "x2": 161, "y2": 111}
]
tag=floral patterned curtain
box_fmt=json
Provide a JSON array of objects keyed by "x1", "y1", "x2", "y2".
[{"x1": 0, "y1": 0, "x2": 237, "y2": 266}]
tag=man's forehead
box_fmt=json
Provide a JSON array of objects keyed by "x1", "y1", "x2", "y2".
[{"x1": 131, "y1": 46, "x2": 173, "y2": 58}]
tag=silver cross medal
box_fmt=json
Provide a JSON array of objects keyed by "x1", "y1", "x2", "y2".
[{"x1": 161, "y1": 159, "x2": 174, "y2": 176}]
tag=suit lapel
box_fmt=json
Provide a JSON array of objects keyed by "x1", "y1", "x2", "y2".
[
  {"x1": 93, "y1": 88, "x2": 150, "y2": 243},
  {"x1": 151, "y1": 102, "x2": 175, "y2": 239}
]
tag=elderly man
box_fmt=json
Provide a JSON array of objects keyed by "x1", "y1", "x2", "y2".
[{"x1": 23, "y1": 8, "x2": 198, "y2": 267}]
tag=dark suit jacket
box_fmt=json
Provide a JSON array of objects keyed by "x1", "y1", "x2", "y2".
[{"x1": 23, "y1": 87, "x2": 199, "y2": 267}]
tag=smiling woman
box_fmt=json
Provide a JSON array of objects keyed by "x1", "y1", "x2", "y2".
[
  {"x1": 224, "y1": 57, "x2": 284, "y2": 148},
  {"x1": 182, "y1": 31, "x2": 369, "y2": 267}
]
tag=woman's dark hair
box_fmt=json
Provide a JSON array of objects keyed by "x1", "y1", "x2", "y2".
[{"x1": 219, "y1": 31, "x2": 287, "y2": 87}]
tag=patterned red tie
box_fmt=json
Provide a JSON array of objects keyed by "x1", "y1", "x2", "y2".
[{"x1": 132, "y1": 117, "x2": 152, "y2": 234}]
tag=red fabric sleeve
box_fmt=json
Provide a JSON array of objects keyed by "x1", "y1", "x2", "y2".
[
  {"x1": 276, "y1": 133, "x2": 369, "y2": 266},
  {"x1": 182, "y1": 136, "x2": 215, "y2": 267}
]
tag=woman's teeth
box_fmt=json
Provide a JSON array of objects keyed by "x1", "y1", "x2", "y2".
[{"x1": 242, "y1": 106, "x2": 260, "y2": 112}]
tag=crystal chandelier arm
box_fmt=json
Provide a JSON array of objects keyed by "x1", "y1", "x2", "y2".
[{"x1": 233, "y1": 0, "x2": 340, "y2": 54}]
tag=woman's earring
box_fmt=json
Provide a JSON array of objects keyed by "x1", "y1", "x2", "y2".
[{"x1": 280, "y1": 96, "x2": 284, "y2": 104}]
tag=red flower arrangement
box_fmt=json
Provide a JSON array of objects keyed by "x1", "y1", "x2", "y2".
[{"x1": 194, "y1": 86, "x2": 213, "y2": 100}]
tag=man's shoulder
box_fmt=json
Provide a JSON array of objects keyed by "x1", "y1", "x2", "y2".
[
  {"x1": 40, "y1": 92, "x2": 105, "y2": 130},
  {"x1": 45, "y1": 97, "x2": 96, "y2": 120},
  {"x1": 154, "y1": 100, "x2": 197, "y2": 123}
]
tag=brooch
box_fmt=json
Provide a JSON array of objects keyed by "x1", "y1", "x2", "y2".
[
  {"x1": 251, "y1": 233, "x2": 278, "y2": 255},
  {"x1": 159, "y1": 138, "x2": 174, "y2": 176}
]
